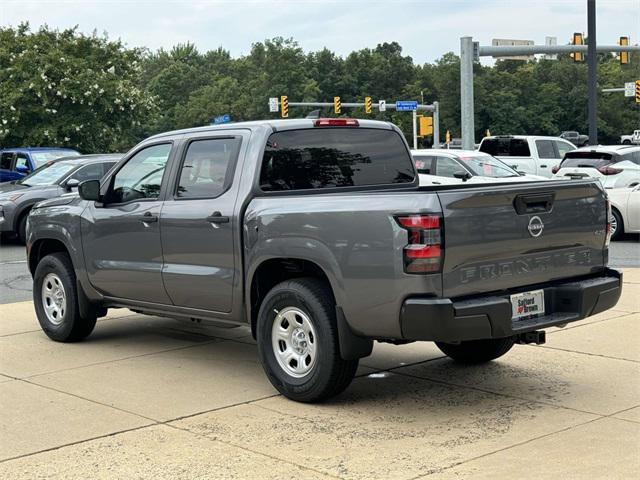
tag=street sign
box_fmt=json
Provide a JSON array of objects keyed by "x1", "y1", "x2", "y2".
[
  {"x1": 492, "y1": 38, "x2": 534, "y2": 60},
  {"x1": 364, "y1": 96, "x2": 372, "y2": 114},
  {"x1": 624, "y1": 82, "x2": 635, "y2": 97},
  {"x1": 212, "y1": 114, "x2": 231, "y2": 125},
  {"x1": 269, "y1": 97, "x2": 279, "y2": 112},
  {"x1": 396, "y1": 101, "x2": 418, "y2": 111},
  {"x1": 378, "y1": 100, "x2": 386, "y2": 112},
  {"x1": 280, "y1": 96, "x2": 289, "y2": 118},
  {"x1": 333, "y1": 96, "x2": 341, "y2": 114},
  {"x1": 636, "y1": 80, "x2": 640, "y2": 104}
]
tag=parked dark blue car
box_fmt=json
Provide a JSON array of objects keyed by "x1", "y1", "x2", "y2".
[{"x1": 0, "y1": 147, "x2": 80, "y2": 182}]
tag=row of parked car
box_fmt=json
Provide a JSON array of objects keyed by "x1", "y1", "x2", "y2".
[
  {"x1": 415, "y1": 134, "x2": 640, "y2": 240},
  {"x1": 1, "y1": 132, "x2": 638, "y2": 244}
]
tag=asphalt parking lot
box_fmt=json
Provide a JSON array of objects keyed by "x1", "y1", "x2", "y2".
[{"x1": 0, "y1": 239, "x2": 638, "y2": 478}]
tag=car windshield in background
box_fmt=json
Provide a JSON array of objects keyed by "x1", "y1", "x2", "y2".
[
  {"x1": 30, "y1": 151, "x2": 80, "y2": 167},
  {"x1": 260, "y1": 128, "x2": 415, "y2": 191},
  {"x1": 458, "y1": 155, "x2": 519, "y2": 177},
  {"x1": 479, "y1": 138, "x2": 531, "y2": 157},
  {"x1": 560, "y1": 151, "x2": 614, "y2": 169},
  {"x1": 18, "y1": 161, "x2": 76, "y2": 186}
]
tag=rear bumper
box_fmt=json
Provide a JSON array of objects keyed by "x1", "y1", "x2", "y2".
[{"x1": 400, "y1": 268, "x2": 622, "y2": 342}]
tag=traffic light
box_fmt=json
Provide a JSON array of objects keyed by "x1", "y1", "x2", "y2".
[
  {"x1": 364, "y1": 96, "x2": 372, "y2": 114},
  {"x1": 636, "y1": 80, "x2": 640, "y2": 104},
  {"x1": 418, "y1": 116, "x2": 433, "y2": 136},
  {"x1": 445, "y1": 130, "x2": 451, "y2": 144},
  {"x1": 333, "y1": 96, "x2": 341, "y2": 114},
  {"x1": 280, "y1": 95, "x2": 288, "y2": 118},
  {"x1": 571, "y1": 32, "x2": 584, "y2": 62},
  {"x1": 485, "y1": 129, "x2": 491, "y2": 137},
  {"x1": 620, "y1": 36, "x2": 629, "y2": 65}
]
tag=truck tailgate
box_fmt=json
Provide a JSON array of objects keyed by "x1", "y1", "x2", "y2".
[{"x1": 437, "y1": 180, "x2": 607, "y2": 298}]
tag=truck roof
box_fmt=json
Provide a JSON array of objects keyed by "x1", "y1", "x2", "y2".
[{"x1": 147, "y1": 118, "x2": 396, "y2": 140}]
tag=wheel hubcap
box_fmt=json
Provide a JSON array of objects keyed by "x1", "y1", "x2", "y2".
[
  {"x1": 610, "y1": 215, "x2": 617, "y2": 236},
  {"x1": 41, "y1": 273, "x2": 66, "y2": 325},
  {"x1": 271, "y1": 307, "x2": 317, "y2": 378}
]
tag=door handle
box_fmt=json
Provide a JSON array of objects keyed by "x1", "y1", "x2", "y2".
[
  {"x1": 139, "y1": 212, "x2": 158, "y2": 223},
  {"x1": 206, "y1": 211, "x2": 229, "y2": 223}
]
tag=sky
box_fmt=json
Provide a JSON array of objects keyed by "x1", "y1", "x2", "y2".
[{"x1": 1, "y1": 0, "x2": 638, "y2": 64}]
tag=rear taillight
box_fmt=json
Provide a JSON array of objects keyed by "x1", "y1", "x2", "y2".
[
  {"x1": 395, "y1": 214, "x2": 442, "y2": 274},
  {"x1": 598, "y1": 166, "x2": 622, "y2": 175},
  {"x1": 605, "y1": 199, "x2": 612, "y2": 247},
  {"x1": 551, "y1": 165, "x2": 560, "y2": 174},
  {"x1": 314, "y1": 118, "x2": 359, "y2": 127}
]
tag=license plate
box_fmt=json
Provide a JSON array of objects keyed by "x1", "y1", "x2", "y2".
[{"x1": 511, "y1": 289, "x2": 545, "y2": 320}]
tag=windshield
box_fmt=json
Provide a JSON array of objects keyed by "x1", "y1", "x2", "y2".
[
  {"x1": 457, "y1": 154, "x2": 519, "y2": 177},
  {"x1": 18, "y1": 162, "x2": 76, "y2": 186},
  {"x1": 30, "y1": 151, "x2": 79, "y2": 168}
]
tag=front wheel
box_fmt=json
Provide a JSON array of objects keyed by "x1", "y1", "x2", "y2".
[
  {"x1": 33, "y1": 253, "x2": 97, "y2": 342},
  {"x1": 435, "y1": 337, "x2": 515, "y2": 364},
  {"x1": 256, "y1": 278, "x2": 358, "y2": 402}
]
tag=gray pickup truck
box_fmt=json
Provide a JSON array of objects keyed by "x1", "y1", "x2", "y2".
[{"x1": 27, "y1": 118, "x2": 622, "y2": 402}]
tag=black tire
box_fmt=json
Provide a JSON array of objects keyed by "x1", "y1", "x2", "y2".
[
  {"x1": 256, "y1": 277, "x2": 358, "y2": 403},
  {"x1": 622, "y1": 140, "x2": 631, "y2": 145},
  {"x1": 17, "y1": 211, "x2": 29, "y2": 244},
  {"x1": 33, "y1": 252, "x2": 97, "y2": 342},
  {"x1": 610, "y1": 208, "x2": 624, "y2": 241},
  {"x1": 435, "y1": 336, "x2": 515, "y2": 364}
]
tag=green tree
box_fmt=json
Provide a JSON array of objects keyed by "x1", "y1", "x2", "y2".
[{"x1": 0, "y1": 23, "x2": 156, "y2": 152}]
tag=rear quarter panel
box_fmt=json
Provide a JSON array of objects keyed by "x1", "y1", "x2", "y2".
[{"x1": 245, "y1": 192, "x2": 442, "y2": 338}]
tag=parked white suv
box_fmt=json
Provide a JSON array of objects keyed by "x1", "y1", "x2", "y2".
[
  {"x1": 478, "y1": 135, "x2": 576, "y2": 177},
  {"x1": 552, "y1": 145, "x2": 640, "y2": 189}
]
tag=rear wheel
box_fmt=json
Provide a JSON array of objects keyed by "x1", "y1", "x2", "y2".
[
  {"x1": 33, "y1": 252, "x2": 97, "y2": 342},
  {"x1": 256, "y1": 277, "x2": 358, "y2": 402},
  {"x1": 610, "y1": 208, "x2": 623, "y2": 241},
  {"x1": 622, "y1": 140, "x2": 631, "y2": 145},
  {"x1": 435, "y1": 337, "x2": 515, "y2": 364}
]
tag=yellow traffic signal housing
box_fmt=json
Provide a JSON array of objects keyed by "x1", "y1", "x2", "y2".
[
  {"x1": 364, "y1": 96, "x2": 372, "y2": 114},
  {"x1": 419, "y1": 116, "x2": 433, "y2": 136},
  {"x1": 280, "y1": 95, "x2": 289, "y2": 118},
  {"x1": 445, "y1": 130, "x2": 451, "y2": 144},
  {"x1": 334, "y1": 96, "x2": 341, "y2": 114},
  {"x1": 636, "y1": 80, "x2": 640, "y2": 104},
  {"x1": 572, "y1": 32, "x2": 584, "y2": 62},
  {"x1": 620, "y1": 37, "x2": 629, "y2": 65}
]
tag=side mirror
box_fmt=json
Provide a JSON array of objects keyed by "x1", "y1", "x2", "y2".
[
  {"x1": 16, "y1": 165, "x2": 30, "y2": 174},
  {"x1": 78, "y1": 179, "x2": 101, "y2": 202},
  {"x1": 64, "y1": 178, "x2": 80, "y2": 191},
  {"x1": 453, "y1": 171, "x2": 471, "y2": 182}
]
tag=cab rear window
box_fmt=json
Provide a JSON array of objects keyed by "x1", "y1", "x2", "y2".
[
  {"x1": 260, "y1": 128, "x2": 415, "y2": 191},
  {"x1": 479, "y1": 138, "x2": 531, "y2": 157}
]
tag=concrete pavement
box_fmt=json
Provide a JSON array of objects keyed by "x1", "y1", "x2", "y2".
[{"x1": 0, "y1": 270, "x2": 638, "y2": 479}]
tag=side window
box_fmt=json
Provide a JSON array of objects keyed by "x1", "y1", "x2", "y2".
[
  {"x1": 555, "y1": 141, "x2": 575, "y2": 158},
  {"x1": 413, "y1": 156, "x2": 433, "y2": 174},
  {"x1": 176, "y1": 137, "x2": 241, "y2": 198},
  {"x1": 0, "y1": 152, "x2": 14, "y2": 170},
  {"x1": 632, "y1": 151, "x2": 640, "y2": 165},
  {"x1": 435, "y1": 157, "x2": 464, "y2": 178},
  {"x1": 69, "y1": 163, "x2": 106, "y2": 182},
  {"x1": 110, "y1": 144, "x2": 171, "y2": 204},
  {"x1": 535, "y1": 140, "x2": 556, "y2": 159},
  {"x1": 510, "y1": 139, "x2": 531, "y2": 156},
  {"x1": 15, "y1": 153, "x2": 30, "y2": 170}
]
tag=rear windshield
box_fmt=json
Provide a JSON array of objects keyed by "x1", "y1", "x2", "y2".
[
  {"x1": 560, "y1": 151, "x2": 614, "y2": 169},
  {"x1": 479, "y1": 138, "x2": 531, "y2": 157},
  {"x1": 260, "y1": 128, "x2": 415, "y2": 191}
]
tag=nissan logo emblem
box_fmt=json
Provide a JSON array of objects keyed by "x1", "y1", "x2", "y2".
[{"x1": 528, "y1": 216, "x2": 544, "y2": 238}]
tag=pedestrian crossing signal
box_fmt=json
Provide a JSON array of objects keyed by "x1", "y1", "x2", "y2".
[
  {"x1": 334, "y1": 96, "x2": 341, "y2": 114},
  {"x1": 280, "y1": 96, "x2": 289, "y2": 118}
]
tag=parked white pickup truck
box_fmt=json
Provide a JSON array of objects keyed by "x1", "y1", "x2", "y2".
[
  {"x1": 620, "y1": 130, "x2": 640, "y2": 145},
  {"x1": 478, "y1": 135, "x2": 576, "y2": 178}
]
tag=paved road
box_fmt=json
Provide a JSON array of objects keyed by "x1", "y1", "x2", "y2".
[{"x1": 1, "y1": 234, "x2": 637, "y2": 304}]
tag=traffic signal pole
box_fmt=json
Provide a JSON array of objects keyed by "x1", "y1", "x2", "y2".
[
  {"x1": 587, "y1": 0, "x2": 597, "y2": 145},
  {"x1": 459, "y1": 39, "x2": 640, "y2": 150}
]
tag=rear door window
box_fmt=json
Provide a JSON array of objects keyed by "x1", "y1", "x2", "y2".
[
  {"x1": 535, "y1": 140, "x2": 556, "y2": 159},
  {"x1": 479, "y1": 138, "x2": 531, "y2": 157},
  {"x1": 260, "y1": 128, "x2": 415, "y2": 191},
  {"x1": 176, "y1": 137, "x2": 241, "y2": 198},
  {"x1": 413, "y1": 156, "x2": 434, "y2": 174}
]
